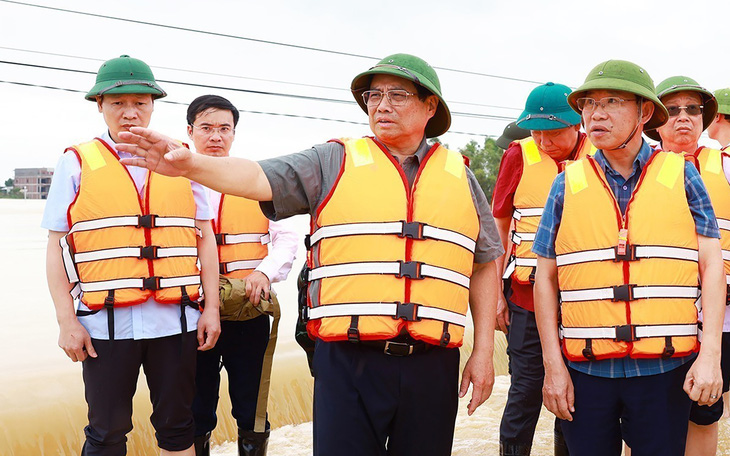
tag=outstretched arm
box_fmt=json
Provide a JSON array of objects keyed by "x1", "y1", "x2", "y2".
[{"x1": 117, "y1": 127, "x2": 273, "y2": 200}]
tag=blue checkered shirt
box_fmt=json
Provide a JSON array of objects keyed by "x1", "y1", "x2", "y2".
[{"x1": 532, "y1": 140, "x2": 720, "y2": 378}]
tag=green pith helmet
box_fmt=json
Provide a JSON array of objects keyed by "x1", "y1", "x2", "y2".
[
  {"x1": 85, "y1": 55, "x2": 166, "y2": 101},
  {"x1": 496, "y1": 121, "x2": 530, "y2": 149},
  {"x1": 644, "y1": 76, "x2": 717, "y2": 141},
  {"x1": 567, "y1": 60, "x2": 668, "y2": 131},
  {"x1": 516, "y1": 82, "x2": 581, "y2": 131},
  {"x1": 715, "y1": 88, "x2": 730, "y2": 116},
  {"x1": 351, "y1": 53, "x2": 450, "y2": 138}
]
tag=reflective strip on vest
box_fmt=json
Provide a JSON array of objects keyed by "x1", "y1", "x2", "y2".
[
  {"x1": 560, "y1": 323, "x2": 698, "y2": 340},
  {"x1": 723, "y1": 250, "x2": 730, "y2": 262},
  {"x1": 222, "y1": 259, "x2": 264, "y2": 274},
  {"x1": 560, "y1": 285, "x2": 700, "y2": 302},
  {"x1": 73, "y1": 246, "x2": 198, "y2": 263},
  {"x1": 308, "y1": 261, "x2": 470, "y2": 289},
  {"x1": 512, "y1": 207, "x2": 543, "y2": 220},
  {"x1": 308, "y1": 221, "x2": 476, "y2": 253},
  {"x1": 718, "y1": 218, "x2": 730, "y2": 231},
  {"x1": 556, "y1": 245, "x2": 699, "y2": 266},
  {"x1": 68, "y1": 215, "x2": 196, "y2": 234},
  {"x1": 511, "y1": 231, "x2": 536, "y2": 245},
  {"x1": 219, "y1": 232, "x2": 271, "y2": 245},
  {"x1": 73, "y1": 274, "x2": 201, "y2": 295},
  {"x1": 307, "y1": 302, "x2": 468, "y2": 327}
]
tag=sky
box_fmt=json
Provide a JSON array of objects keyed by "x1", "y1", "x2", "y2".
[{"x1": 1, "y1": 0, "x2": 729, "y2": 180}]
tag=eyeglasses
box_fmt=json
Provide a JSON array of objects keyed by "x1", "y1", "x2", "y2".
[
  {"x1": 576, "y1": 97, "x2": 636, "y2": 113},
  {"x1": 361, "y1": 89, "x2": 415, "y2": 107},
  {"x1": 666, "y1": 105, "x2": 703, "y2": 117},
  {"x1": 192, "y1": 124, "x2": 234, "y2": 136}
]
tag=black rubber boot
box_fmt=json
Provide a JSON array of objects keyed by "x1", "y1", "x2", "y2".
[
  {"x1": 554, "y1": 419, "x2": 570, "y2": 456},
  {"x1": 499, "y1": 442, "x2": 532, "y2": 456},
  {"x1": 194, "y1": 432, "x2": 211, "y2": 456},
  {"x1": 238, "y1": 428, "x2": 270, "y2": 456}
]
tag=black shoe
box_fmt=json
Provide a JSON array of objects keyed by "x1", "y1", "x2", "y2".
[
  {"x1": 500, "y1": 442, "x2": 531, "y2": 456},
  {"x1": 238, "y1": 429, "x2": 270, "y2": 456},
  {"x1": 194, "y1": 432, "x2": 211, "y2": 456}
]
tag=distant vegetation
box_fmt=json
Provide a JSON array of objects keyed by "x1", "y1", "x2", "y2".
[
  {"x1": 0, "y1": 178, "x2": 24, "y2": 199},
  {"x1": 429, "y1": 137, "x2": 503, "y2": 202}
]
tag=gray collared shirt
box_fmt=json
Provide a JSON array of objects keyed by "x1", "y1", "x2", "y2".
[{"x1": 258, "y1": 136, "x2": 503, "y2": 264}]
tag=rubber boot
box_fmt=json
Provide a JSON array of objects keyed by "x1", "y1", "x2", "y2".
[
  {"x1": 554, "y1": 419, "x2": 570, "y2": 456},
  {"x1": 238, "y1": 428, "x2": 270, "y2": 456},
  {"x1": 194, "y1": 432, "x2": 211, "y2": 456},
  {"x1": 499, "y1": 442, "x2": 531, "y2": 456}
]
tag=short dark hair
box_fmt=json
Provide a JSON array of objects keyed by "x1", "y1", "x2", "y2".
[
  {"x1": 187, "y1": 95, "x2": 239, "y2": 127},
  {"x1": 723, "y1": 113, "x2": 730, "y2": 124}
]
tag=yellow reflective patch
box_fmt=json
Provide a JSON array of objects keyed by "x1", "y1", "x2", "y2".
[
  {"x1": 656, "y1": 152, "x2": 683, "y2": 189},
  {"x1": 565, "y1": 160, "x2": 588, "y2": 194},
  {"x1": 444, "y1": 149, "x2": 464, "y2": 178},
  {"x1": 705, "y1": 149, "x2": 722, "y2": 175},
  {"x1": 523, "y1": 140, "x2": 542, "y2": 165},
  {"x1": 348, "y1": 139, "x2": 374, "y2": 167},
  {"x1": 587, "y1": 145, "x2": 597, "y2": 156},
  {"x1": 77, "y1": 142, "x2": 106, "y2": 171}
]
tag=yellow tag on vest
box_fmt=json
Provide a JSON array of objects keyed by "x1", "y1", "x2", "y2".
[
  {"x1": 77, "y1": 142, "x2": 106, "y2": 171},
  {"x1": 566, "y1": 160, "x2": 588, "y2": 194},
  {"x1": 523, "y1": 140, "x2": 542, "y2": 166},
  {"x1": 705, "y1": 149, "x2": 722, "y2": 175},
  {"x1": 444, "y1": 149, "x2": 464, "y2": 178},
  {"x1": 656, "y1": 152, "x2": 683, "y2": 189},
  {"x1": 348, "y1": 139, "x2": 374, "y2": 167}
]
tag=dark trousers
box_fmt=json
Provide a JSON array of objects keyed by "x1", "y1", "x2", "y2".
[
  {"x1": 500, "y1": 299, "x2": 544, "y2": 448},
  {"x1": 81, "y1": 332, "x2": 198, "y2": 456},
  {"x1": 192, "y1": 316, "x2": 271, "y2": 435},
  {"x1": 312, "y1": 340, "x2": 460, "y2": 456},
  {"x1": 561, "y1": 362, "x2": 692, "y2": 456}
]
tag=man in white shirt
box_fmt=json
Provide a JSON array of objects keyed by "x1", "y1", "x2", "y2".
[
  {"x1": 186, "y1": 95, "x2": 298, "y2": 456},
  {"x1": 43, "y1": 55, "x2": 220, "y2": 456}
]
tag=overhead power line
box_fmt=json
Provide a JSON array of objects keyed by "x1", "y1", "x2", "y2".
[
  {"x1": 0, "y1": 59, "x2": 516, "y2": 122},
  {"x1": 0, "y1": 79, "x2": 499, "y2": 138},
  {"x1": 0, "y1": 0, "x2": 544, "y2": 85}
]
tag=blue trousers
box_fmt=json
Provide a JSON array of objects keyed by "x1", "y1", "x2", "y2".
[
  {"x1": 192, "y1": 316, "x2": 271, "y2": 435},
  {"x1": 312, "y1": 340, "x2": 460, "y2": 456}
]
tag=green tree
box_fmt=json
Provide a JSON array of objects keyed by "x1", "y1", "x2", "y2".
[
  {"x1": 459, "y1": 137, "x2": 503, "y2": 202},
  {"x1": 4, "y1": 178, "x2": 13, "y2": 187}
]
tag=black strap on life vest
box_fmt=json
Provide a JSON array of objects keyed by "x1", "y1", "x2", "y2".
[
  {"x1": 439, "y1": 322, "x2": 451, "y2": 347},
  {"x1": 347, "y1": 316, "x2": 360, "y2": 343},
  {"x1": 104, "y1": 290, "x2": 115, "y2": 343},
  {"x1": 529, "y1": 267, "x2": 536, "y2": 285},
  {"x1": 661, "y1": 336, "x2": 676, "y2": 359},
  {"x1": 582, "y1": 339, "x2": 596, "y2": 361}
]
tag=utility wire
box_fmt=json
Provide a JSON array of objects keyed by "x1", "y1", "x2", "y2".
[
  {"x1": 0, "y1": 59, "x2": 516, "y2": 121},
  {"x1": 0, "y1": 79, "x2": 499, "y2": 137},
  {"x1": 0, "y1": 45, "x2": 524, "y2": 111},
  {"x1": 0, "y1": 0, "x2": 544, "y2": 85}
]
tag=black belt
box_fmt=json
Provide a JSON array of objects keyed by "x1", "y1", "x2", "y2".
[{"x1": 359, "y1": 339, "x2": 433, "y2": 356}]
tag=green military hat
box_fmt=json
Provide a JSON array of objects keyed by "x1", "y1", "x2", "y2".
[
  {"x1": 644, "y1": 76, "x2": 717, "y2": 141},
  {"x1": 86, "y1": 54, "x2": 166, "y2": 101},
  {"x1": 517, "y1": 82, "x2": 581, "y2": 131},
  {"x1": 567, "y1": 60, "x2": 668, "y2": 131},
  {"x1": 715, "y1": 88, "x2": 730, "y2": 116},
  {"x1": 496, "y1": 121, "x2": 530, "y2": 149},
  {"x1": 351, "y1": 53, "x2": 450, "y2": 138}
]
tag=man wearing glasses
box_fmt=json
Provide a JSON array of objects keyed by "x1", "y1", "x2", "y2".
[
  {"x1": 114, "y1": 53, "x2": 503, "y2": 456},
  {"x1": 532, "y1": 60, "x2": 724, "y2": 455},
  {"x1": 186, "y1": 95, "x2": 298, "y2": 456},
  {"x1": 708, "y1": 88, "x2": 730, "y2": 151},
  {"x1": 644, "y1": 77, "x2": 728, "y2": 456},
  {"x1": 493, "y1": 82, "x2": 593, "y2": 456}
]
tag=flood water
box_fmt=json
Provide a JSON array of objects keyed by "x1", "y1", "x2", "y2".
[{"x1": 2, "y1": 199, "x2": 729, "y2": 455}]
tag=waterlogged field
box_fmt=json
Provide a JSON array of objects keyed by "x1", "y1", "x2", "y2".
[{"x1": 1, "y1": 199, "x2": 729, "y2": 455}]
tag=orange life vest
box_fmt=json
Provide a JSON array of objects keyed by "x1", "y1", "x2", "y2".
[
  {"x1": 60, "y1": 139, "x2": 201, "y2": 310},
  {"x1": 305, "y1": 137, "x2": 480, "y2": 347},
  {"x1": 504, "y1": 136, "x2": 596, "y2": 284},
  {"x1": 215, "y1": 194, "x2": 270, "y2": 279},
  {"x1": 556, "y1": 151, "x2": 700, "y2": 361}
]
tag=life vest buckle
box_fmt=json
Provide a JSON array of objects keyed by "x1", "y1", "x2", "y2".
[
  {"x1": 614, "y1": 324, "x2": 637, "y2": 342},
  {"x1": 611, "y1": 284, "x2": 635, "y2": 302},
  {"x1": 304, "y1": 234, "x2": 312, "y2": 250},
  {"x1": 219, "y1": 264, "x2": 228, "y2": 275},
  {"x1": 215, "y1": 233, "x2": 226, "y2": 246},
  {"x1": 613, "y1": 244, "x2": 637, "y2": 262},
  {"x1": 137, "y1": 214, "x2": 157, "y2": 229},
  {"x1": 399, "y1": 221, "x2": 424, "y2": 240},
  {"x1": 139, "y1": 245, "x2": 158, "y2": 260},
  {"x1": 142, "y1": 276, "x2": 161, "y2": 290},
  {"x1": 394, "y1": 302, "x2": 420, "y2": 321},
  {"x1": 383, "y1": 340, "x2": 415, "y2": 356},
  {"x1": 397, "y1": 261, "x2": 423, "y2": 280}
]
